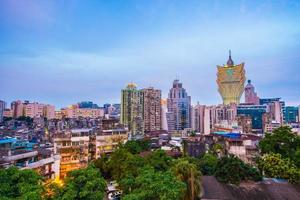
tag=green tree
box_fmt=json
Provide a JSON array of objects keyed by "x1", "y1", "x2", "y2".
[
  {"x1": 0, "y1": 167, "x2": 43, "y2": 200},
  {"x1": 122, "y1": 167, "x2": 186, "y2": 200},
  {"x1": 93, "y1": 153, "x2": 111, "y2": 179},
  {"x1": 107, "y1": 146, "x2": 146, "y2": 181},
  {"x1": 259, "y1": 126, "x2": 300, "y2": 166},
  {"x1": 107, "y1": 147, "x2": 133, "y2": 180},
  {"x1": 190, "y1": 131, "x2": 196, "y2": 137},
  {"x1": 16, "y1": 116, "x2": 33, "y2": 125},
  {"x1": 211, "y1": 143, "x2": 225, "y2": 157},
  {"x1": 53, "y1": 166, "x2": 106, "y2": 200},
  {"x1": 258, "y1": 153, "x2": 300, "y2": 183},
  {"x1": 3, "y1": 117, "x2": 13, "y2": 122},
  {"x1": 199, "y1": 153, "x2": 218, "y2": 175},
  {"x1": 214, "y1": 155, "x2": 262, "y2": 185},
  {"x1": 124, "y1": 140, "x2": 150, "y2": 154},
  {"x1": 295, "y1": 148, "x2": 300, "y2": 167},
  {"x1": 172, "y1": 158, "x2": 202, "y2": 200},
  {"x1": 146, "y1": 149, "x2": 173, "y2": 171}
]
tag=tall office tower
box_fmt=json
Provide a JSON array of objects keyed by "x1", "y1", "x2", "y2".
[
  {"x1": 260, "y1": 98, "x2": 285, "y2": 124},
  {"x1": 217, "y1": 51, "x2": 246, "y2": 105},
  {"x1": 166, "y1": 111, "x2": 175, "y2": 131},
  {"x1": 193, "y1": 104, "x2": 210, "y2": 134},
  {"x1": 11, "y1": 100, "x2": 24, "y2": 118},
  {"x1": 167, "y1": 79, "x2": 191, "y2": 131},
  {"x1": 0, "y1": 100, "x2": 6, "y2": 122},
  {"x1": 78, "y1": 101, "x2": 99, "y2": 109},
  {"x1": 269, "y1": 101, "x2": 283, "y2": 124},
  {"x1": 121, "y1": 83, "x2": 144, "y2": 136},
  {"x1": 245, "y1": 80, "x2": 260, "y2": 104},
  {"x1": 142, "y1": 87, "x2": 162, "y2": 133},
  {"x1": 285, "y1": 106, "x2": 299, "y2": 123},
  {"x1": 161, "y1": 99, "x2": 168, "y2": 131},
  {"x1": 237, "y1": 104, "x2": 267, "y2": 131}
]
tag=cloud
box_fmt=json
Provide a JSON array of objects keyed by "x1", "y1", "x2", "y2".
[{"x1": 1, "y1": 0, "x2": 300, "y2": 107}]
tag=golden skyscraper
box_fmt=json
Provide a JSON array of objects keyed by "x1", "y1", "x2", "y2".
[{"x1": 217, "y1": 51, "x2": 246, "y2": 105}]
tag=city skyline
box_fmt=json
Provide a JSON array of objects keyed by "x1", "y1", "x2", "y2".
[{"x1": 1, "y1": 0, "x2": 300, "y2": 107}]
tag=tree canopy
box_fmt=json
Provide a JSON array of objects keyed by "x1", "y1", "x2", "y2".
[
  {"x1": 0, "y1": 167, "x2": 44, "y2": 200},
  {"x1": 258, "y1": 153, "x2": 300, "y2": 184},
  {"x1": 172, "y1": 158, "x2": 202, "y2": 200},
  {"x1": 123, "y1": 140, "x2": 150, "y2": 154},
  {"x1": 122, "y1": 167, "x2": 186, "y2": 200},
  {"x1": 52, "y1": 166, "x2": 106, "y2": 200},
  {"x1": 199, "y1": 153, "x2": 218, "y2": 176},
  {"x1": 259, "y1": 126, "x2": 300, "y2": 167},
  {"x1": 214, "y1": 155, "x2": 262, "y2": 185}
]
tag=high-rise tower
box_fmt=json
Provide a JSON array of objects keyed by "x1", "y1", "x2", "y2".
[
  {"x1": 142, "y1": 87, "x2": 162, "y2": 133},
  {"x1": 217, "y1": 51, "x2": 246, "y2": 105},
  {"x1": 121, "y1": 83, "x2": 144, "y2": 136},
  {"x1": 167, "y1": 79, "x2": 191, "y2": 131},
  {"x1": 0, "y1": 100, "x2": 5, "y2": 123}
]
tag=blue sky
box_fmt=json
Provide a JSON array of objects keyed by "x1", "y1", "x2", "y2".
[{"x1": 0, "y1": 0, "x2": 300, "y2": 108}]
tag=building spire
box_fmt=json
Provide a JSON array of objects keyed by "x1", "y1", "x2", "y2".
[{"x1": 227, "y1": 50, "x2": 234, "y2": 66}]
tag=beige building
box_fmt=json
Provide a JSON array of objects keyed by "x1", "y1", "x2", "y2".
[
  {"x1": 75, "y1": 108, "x2": 104, "y2": 118},
  {"x1": 3, "y1": 109, "x2": 13, "y2": 118},
  {"x1": 10, "y1": 101, "x2": 55, "y2": 119},
  {"x1": 11, "y1": 100, "x2": 24, "y2": 118},
  {"x1": 95, "y1": 129, "x2": 128, "y2": 157},
  {"x1": 44, "y1": 104, "x2": 55, "y2": 119},
  {"x1": 58, "y1": 105, "x2": 104, "y2": 119},
  {"x1": 24, "y1": 103, "x2": 44, "y2": 118},
  {"x1": 53, "y1": 129, "x2": 91, "y2": 179}
]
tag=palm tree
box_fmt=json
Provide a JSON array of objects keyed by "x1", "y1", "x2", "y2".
[
  {"x1": 172, "y1": 158, "x2": 202, "y2": 200},
  {"x1": 212, "y1": 143, "x2": 224, "y2": 157}
]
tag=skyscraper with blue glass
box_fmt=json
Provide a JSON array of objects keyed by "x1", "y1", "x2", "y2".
[{"x1": 167, "y1": 79, "x2": 191, "y2": 131}]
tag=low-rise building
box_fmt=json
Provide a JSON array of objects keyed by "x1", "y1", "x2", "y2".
[
  {"x1": 95, "y1": 128, "x2": 128, "y2": 157},
  {"x1": 53, "y1": 129, "x2": 92, "y2": 179},
  {"x1": 0, "y1": 137, "x2": 60, "y2": 180}
]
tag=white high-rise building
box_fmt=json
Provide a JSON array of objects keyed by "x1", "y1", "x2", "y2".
[{"x1": 161, "y1": 99, "x2": 168, "y2": 131}]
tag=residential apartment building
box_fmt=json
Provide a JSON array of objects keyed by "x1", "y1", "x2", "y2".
[
  {"x1": 142, "y1": 87, "x2": 162, "y2": 133},
  {"x1": 53, "y1": 129, "x2": 92, "y2": 179},
  {"x1": 121, "y1": 83, "x2": 144, "y2": 136}
]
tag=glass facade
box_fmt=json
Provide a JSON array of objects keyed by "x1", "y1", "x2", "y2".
[
  {"x1": 285, "y1": 106, "x2": 299, "y2": 123},
  {"x1": 237, "y1": 105, "x2": 267, "y2": 129}
]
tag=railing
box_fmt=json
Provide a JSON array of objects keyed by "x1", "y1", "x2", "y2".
[{"x1": 22, "y1": 155, "x2": 60, "y2": 169}]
